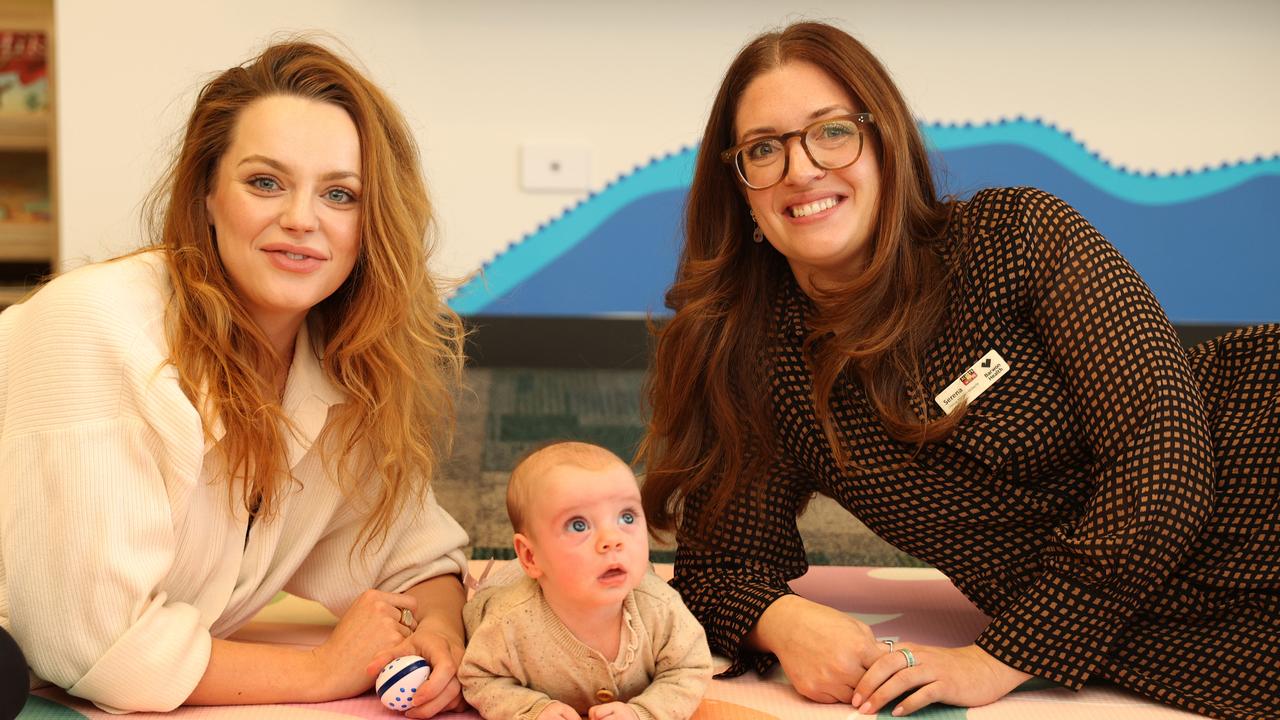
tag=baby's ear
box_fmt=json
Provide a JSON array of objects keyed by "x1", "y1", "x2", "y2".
[{"x1": 512, "y1": 533, "x2": 542, "y2": 579}]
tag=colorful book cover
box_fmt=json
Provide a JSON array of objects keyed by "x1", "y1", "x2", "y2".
[{"x1": 0, "y1": 31, "x2": 48, "y2": 114}]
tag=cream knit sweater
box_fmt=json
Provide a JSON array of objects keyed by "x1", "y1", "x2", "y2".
[
  {"x1": 460, "y1": 572, "x2": 712, "y2": 720},
  {"x1": 0, "y1": 252, "x2": 469, "y2": 713}
]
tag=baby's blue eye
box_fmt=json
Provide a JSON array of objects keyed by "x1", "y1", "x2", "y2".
[
  {"x1": 566, "y1": 517, "x2": 589, "y2": 533},
  {"x1": 619, "y1": 511, "x2": 636, "y2": 525}
]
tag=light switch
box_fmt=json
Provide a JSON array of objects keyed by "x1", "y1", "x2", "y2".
[{"x1": 521, "y1": 142, "x2": 590, "y2": 192}]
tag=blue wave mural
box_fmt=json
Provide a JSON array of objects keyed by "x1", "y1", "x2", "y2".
[{"x1": 451, "y1": 119, "x2": 1280, "y2": 324}]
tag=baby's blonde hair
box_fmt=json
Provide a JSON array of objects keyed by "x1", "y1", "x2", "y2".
[{"x1": 506, "y1": 441, "x2": 630, "y2": 534}]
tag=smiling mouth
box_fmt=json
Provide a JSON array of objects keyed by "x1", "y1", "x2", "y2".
[
  {"x1": 262, "y1": 245, "x2": 325, "y2": 261},
  {"x1": 262, "y1": 247, "x2": 326, "y2": 273},
  {"x1": 789, "y1": 196, "x2": 841, "y2": 218}
]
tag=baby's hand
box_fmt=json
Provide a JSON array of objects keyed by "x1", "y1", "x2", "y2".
[
  {"x1": 537, "y1": 701, "x2": 582, "y2": 719},
  {"x1": 588, "y1": 701, "x2": 639, "y2": 720}
]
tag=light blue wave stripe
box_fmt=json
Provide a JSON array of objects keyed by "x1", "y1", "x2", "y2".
[
  {"x1": 450, "y1": 150, "x2": 696, "y2": 314},
  {"x1": 924, "y1": 120, "x2": 1280, "y2": 205}
]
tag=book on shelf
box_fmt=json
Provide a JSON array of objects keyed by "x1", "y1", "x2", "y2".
[
  {"x1": 0, "y1": 31, "x2": 48, "y2": 116},
  {"x1": 0, "y1": 150, "x2": 49, "y2": 222}
]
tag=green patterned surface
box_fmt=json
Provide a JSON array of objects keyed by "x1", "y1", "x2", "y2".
[
  {"x1": 483, "y1": 369, "x2": 647, "y2": 470},
  {"x1": 435, "y1": 368, "x2": 922, "y2": 567},
  {"x1": 16, "y1": 696, "x2": 87, "y2": 719}
]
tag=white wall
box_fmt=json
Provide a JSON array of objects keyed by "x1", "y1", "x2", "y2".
[{"x1": 55, "y1": 0, "x2": 1280, "y2": 279}]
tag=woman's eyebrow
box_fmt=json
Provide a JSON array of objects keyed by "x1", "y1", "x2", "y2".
[
  {"x1": 738, "y1": 105, "x2": 853, "y2": 141},
  {"x1": 237, "y1": 155, "x2": 361, "y2": 183},
  {"x1": 237, "y1": 154, "x2": 288, "y2": 172}
]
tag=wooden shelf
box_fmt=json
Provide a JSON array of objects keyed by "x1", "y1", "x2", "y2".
[
  {"x1": 2, "y1": 0, "x2": 57, "y2": 277},
  {"x1": 0, "y1": 114, "x2": 50, "y2": 150},
  {"x1": 0, "y1": 221, "x2": 53, "y2": 261},
  {"x1": 0, "y1": 284, "x2": 31, "y2": 306}
]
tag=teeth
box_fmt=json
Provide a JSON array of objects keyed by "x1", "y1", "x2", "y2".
[
  {"x1": 790, "y1": 197, "x2": 839, "y2": 217},
  {"x1": 284, "y1": 252, "x2": 307, "y2": 260}
]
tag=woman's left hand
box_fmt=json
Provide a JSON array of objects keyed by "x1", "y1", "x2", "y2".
[
  {"x1": 851, "y1": 643, "x2": 1031, "y2": 716},
  {"x1": 366, "y1": 622, "x2": 467, "y2": 718}
]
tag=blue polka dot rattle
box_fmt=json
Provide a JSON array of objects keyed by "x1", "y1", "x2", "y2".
[{"x1": 375, "y1": 655, "x2": 431, "y2": 712}]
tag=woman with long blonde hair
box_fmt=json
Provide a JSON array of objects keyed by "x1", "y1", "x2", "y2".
[{"x1": 1, "y1": 41, "x2": 469, "y2": 715}]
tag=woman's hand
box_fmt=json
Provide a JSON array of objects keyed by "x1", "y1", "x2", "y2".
[
  {"x1": 365, "y1": 622, "x2": 466, "y2": 718},
  {"x1": 311, "y1": 589, "x2": 417, "y2": 698},
  {"x1": 365, "y1": 574, "x2": 469, "y2": 718},
  {"x1": 851, "y1": 643, "x2": 1031, "y2": 716},
  {"x1": 749, "y1": 594, "x2": 882, "y2": 703}
]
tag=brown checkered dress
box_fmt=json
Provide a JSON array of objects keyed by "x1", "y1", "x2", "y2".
[{"x1": 671, "y1": 187, "x2": 1280, "y2": 719}]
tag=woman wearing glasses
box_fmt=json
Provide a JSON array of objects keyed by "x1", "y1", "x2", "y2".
[
  {"x1": 0, "y1": 42, "x2": 469, "y2": 715},
  {"x1": 640, "y1": 21, "x2": 1278, "y2": 720}
]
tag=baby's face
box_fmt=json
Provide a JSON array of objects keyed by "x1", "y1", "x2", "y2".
[{"x1": 517, "y1": 462, "x2": 649, "y2": 611}]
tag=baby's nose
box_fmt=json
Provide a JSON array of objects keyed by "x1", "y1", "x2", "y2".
[{"x1": 597, "y1": 531, "x2": 623, "y2": 553}]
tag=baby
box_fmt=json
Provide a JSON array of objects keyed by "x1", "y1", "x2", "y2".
[{"x1": 459, "y1": 441, "x2": 712, "y2": 720}]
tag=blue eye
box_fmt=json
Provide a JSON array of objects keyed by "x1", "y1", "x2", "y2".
[
  {"x1": 809, "y1": 120, "x2": 857, "y2": 149},
  {"x1": 325, "y1": 187, "x2": 357, "y2": 204},
  {"x1": 819, "y1": 122, "x2": 853, "y2": 138},
  {"x1": 566, "y1": 517, "x2": 589, "y2": 533},
  {"x1": 746, "y1": 140, "x2": 782, "y2": 162},
  {"x1": 619, "y1": 511, "x2": 636, "y2": 525},
  {"x1": 248, "y1": 176, "x2": 280, "y2": 192}
]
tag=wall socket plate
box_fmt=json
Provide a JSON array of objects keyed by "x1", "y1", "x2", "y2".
[{"x1": 520, "y1": 142, "x2": 590, "y2": 192}]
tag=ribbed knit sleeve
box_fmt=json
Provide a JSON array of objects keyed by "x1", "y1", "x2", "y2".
[
  {"x1": 285, "y1": 484, "x2": 469, "y2": 617},
  {"x1": 0, "y1": 256, "x2": 214, "y2": 712}
]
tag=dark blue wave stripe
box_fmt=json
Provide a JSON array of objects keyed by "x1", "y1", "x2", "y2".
[
  {"x1": 924, "y1": 119, "x2": 1280, "y2": 204},
  {"x1": 935, "y1": 144, "x2": 1278, "y2": 324}
]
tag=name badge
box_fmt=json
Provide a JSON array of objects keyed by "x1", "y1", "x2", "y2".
[{"x1": 934, "y1": 349, "x2": 1009, "y2": 414}]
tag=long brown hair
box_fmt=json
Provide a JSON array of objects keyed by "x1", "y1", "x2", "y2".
[
  {"x1": 145, "y1": 40, "x2": 464, "y2": 548},
  {"x1": 639, "y1": 22, "x2": 960, "y2": 536}
]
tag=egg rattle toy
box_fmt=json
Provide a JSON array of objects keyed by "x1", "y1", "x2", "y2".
[{"x1": 375, "y1": 655, "x2": 431, "y2": 712}]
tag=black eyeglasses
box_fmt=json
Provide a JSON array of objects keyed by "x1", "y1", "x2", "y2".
[{"x1": 720, "y1": 113, "x2": 874, "y2": 190}]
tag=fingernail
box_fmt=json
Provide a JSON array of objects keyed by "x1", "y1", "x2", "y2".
[
  {"x1": 850, "y1": 693, "x2": 862, "y2": 707},
  {"x1": 892, "y1": 708, "x2": 905, "y2": 717},
  {"x1": 859, "y1": 701, "x2": 872, "y2": 714}
]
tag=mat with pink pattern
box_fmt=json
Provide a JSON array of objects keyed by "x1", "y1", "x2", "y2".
[{"x1": 20, "y1": 563, "x2": 1199, "y2": 719}]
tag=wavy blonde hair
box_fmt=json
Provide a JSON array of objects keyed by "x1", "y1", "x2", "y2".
[{"x1": 145, "y1": 40, "x2": 464, "y2": 549}]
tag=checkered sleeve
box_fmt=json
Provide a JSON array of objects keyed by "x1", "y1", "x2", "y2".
[
  {"x1": 974, "y1": 188, "x2": 1216, "y2": 689},
  {"x1": 670, "y1": 449, "x2": 816, "y2": 677}
]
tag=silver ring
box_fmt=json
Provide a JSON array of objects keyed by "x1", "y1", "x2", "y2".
[
  {"x1": 898, "y1": 647, "x2": 916, "y2": 668},
  {"x1": 880, "y1": 639, "x2": 895, "y2": 652},
  {"x1": 400, "y1": 608, "x2": 415, "y2": 628}
]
